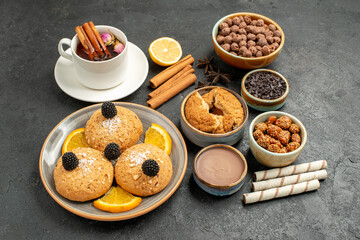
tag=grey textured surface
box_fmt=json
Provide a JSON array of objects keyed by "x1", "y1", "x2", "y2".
[{"x1": 1, "y1": 0, "x2": 359, "y2": 239}]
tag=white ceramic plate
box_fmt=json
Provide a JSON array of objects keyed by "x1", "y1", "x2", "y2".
[
  {"x1": 54, "y1": 42, "x2": 149, "y2": 102},
  {"x1": 39, "y1": 102, "x2": 187, "y2": 221}
]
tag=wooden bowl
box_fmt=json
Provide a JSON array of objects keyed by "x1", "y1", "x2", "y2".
[{"x1": 212, "y1": 12, "x2": 285, "y2": 69}]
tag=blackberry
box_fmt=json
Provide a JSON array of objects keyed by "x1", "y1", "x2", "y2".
[
  {"x1": 62, "y1": 152, "x2": 79, "y2": 171},
  {"x1": 101, "y1": 102, "x2": 117, "y2": 119},
  {"x1": 141, "y1": 159, "x2": 160, "y2": 177},
  {"x1": 104, "y1": 143, "x2": 121, "y2": 160}
]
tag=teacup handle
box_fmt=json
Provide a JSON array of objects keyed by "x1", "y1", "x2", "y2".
[{"x1": 58, "y1": 38, "x2": 73, "y2": 61}]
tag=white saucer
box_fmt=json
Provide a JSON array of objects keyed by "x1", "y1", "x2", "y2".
[{"x1": 54, "y1": 42, "x2": 149, "y2": 102}]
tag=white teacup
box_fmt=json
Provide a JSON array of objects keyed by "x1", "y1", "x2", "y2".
[{"x1": 58, "y1": 25, "x2": 128, "y2": 90}]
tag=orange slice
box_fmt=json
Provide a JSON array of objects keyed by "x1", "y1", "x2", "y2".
[
  {"x1": 149, "y1": 37, "x2": 182, "y2": 66},
  {"x1": 62, "y1": 128, "x2": 90, "y2": 154},
  {"x1": 144, "y1": 123, "x2": 172, "y2": 155},
  {"x1": 93, "y1": 186, "x2": 142, "y2": 213}
]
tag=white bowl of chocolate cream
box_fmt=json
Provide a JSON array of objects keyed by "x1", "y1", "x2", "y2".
[{"x1": 193, "y1": 144, "x2": 248, "y2": 196}]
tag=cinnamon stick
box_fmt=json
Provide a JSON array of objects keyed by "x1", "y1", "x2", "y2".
[
  {"x1": 80, "y1": 26, "x2": 99, "y2": 58},
  {"x1": 82, "y1": 22, "x2": 104, "y2": 56},
  {"x1": 161, "y1": 54, "x2": 191, "y2": 71},
  {"x1": 89, "y1": 21, "x2": 112, "y2": 57},
  {"x1": 148, "y1": 65, "x2": 194, "y2": 99},
  {"x1": 149, "y1": 55, "x2": 194, "y2": 88},
  {"x1": 147, "y1": 73, "x2": 197, "y2": 109},
  {"x1": 75, "y1": 26, "x2": 95, "y2": 60}
]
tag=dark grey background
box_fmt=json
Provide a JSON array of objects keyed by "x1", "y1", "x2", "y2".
[{"x1": 1, "y1": 0, "x2": 359, "y2": 239}]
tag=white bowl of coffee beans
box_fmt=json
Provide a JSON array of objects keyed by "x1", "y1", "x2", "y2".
[{"x1": 212, "y1": 12, "x2": 285, "y2": 69}]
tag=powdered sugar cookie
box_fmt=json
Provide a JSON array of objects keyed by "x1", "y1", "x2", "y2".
[
  {"x1": 115, "y1": 143, "x2": 172, "y2": 197},
  {"x1": 53, "y1": 147, "x2": 114, "y2": 202},
  {"x1": 85, "y1": 102, "x2": 143, "y2": 152}
]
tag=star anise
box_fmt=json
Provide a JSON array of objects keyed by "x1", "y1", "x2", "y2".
[
  {"x1": 206, "y1": 69, "x2": 232, "y2": 85},
  {"x1": 195, "y1": 80, "x2": 210, "y2": 89},
  {"x1": 196, "y1": 56, "x2": 216, "y2": 74}
]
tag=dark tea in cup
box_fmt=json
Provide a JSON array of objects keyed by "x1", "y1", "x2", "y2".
[
  {"x1": 74, "y1": 21, "x2": 125, "y2": 61},
  {"x1": 75, "y1": 37, "x2": 124, "y2": 61}
]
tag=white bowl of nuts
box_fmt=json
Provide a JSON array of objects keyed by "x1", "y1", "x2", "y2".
[
  {"x1": 212, "y1": 12, "x2": 285, "y2": 69},
  {"x1": 249, "y1": 111, "x2": 307, "y2": 167}
]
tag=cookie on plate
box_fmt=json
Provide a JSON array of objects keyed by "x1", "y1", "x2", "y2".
[
  {"x1": 85, "y1": 102, "x2": 143, "y2": 152},
  {"x1": 115, "y1": 143, "x2": 173, "y2": 197},
  {"x1": 53, "y1": 147, "x2": 114, "y2": 202}
]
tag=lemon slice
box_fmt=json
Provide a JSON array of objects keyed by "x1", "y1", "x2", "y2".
[
  {"x1": 93, "y1": 186, "x2": 142, "y2": 213},
  {"x1": 62, "y1": 128, "x2": 90, "y2": 154},
  {"x1": 149, "y1": 37, "x2": 182, "y2": 66},
  {"x1": 144, "y1": 123, "x2": 172, "y2": 155}
]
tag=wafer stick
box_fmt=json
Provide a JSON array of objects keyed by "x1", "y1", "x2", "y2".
[
  {"x1": 243, "y1": 180, "x2": 320, "y2": 204},
  {"x1": 148, "y1": 65, "x2": 194, "y2": 99},
  {"x1": 252, "y1": 169, "x2": 327, "y2": 191},
  {"x1": 149, "y1": 55, "x2": 194, "y2": 88},
  {"x1": 254, "y1": 160, "x2": 328, "y2": 181}
]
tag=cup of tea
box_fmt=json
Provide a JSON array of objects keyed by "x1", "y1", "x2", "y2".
[{"x1": 58, "y1": 25, "x2": 128, "y2": 90}]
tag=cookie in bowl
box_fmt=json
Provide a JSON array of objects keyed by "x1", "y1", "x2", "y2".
[
  {"x1": 180, "y1": 86, "x2": 249, "y2": 147},
  {"x1": 53, "y1": 147, "x2": 114, "y2": 202},
  {"x1": 85, "y1": 102, "x2": 143, "y2": 152},
  {"x1": 115, "y1": 143, "x2": 173, "y2": 197},
  {"x1": 185, "y1": 87, "x2": 244, "y2": 133}
]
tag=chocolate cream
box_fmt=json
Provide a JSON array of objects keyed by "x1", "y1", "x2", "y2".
[{"x1": 195, "y1": 147, "x2": 244, "y2": 186}]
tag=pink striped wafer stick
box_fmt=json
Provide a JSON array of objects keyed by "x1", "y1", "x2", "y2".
[
  {"x1": 252, "y1": 169, "x2": 327, "y2": 191},
  {"x1": 243, "y1": 179, "x2": 320, "y2": 204},
  {"x1": 253, "y1": 160, "x2": 327, "y2": 181}
]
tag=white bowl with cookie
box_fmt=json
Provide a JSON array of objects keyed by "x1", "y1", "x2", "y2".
[{"x1": 180, "y1": 86, "x2": 249, "y2": 147}]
